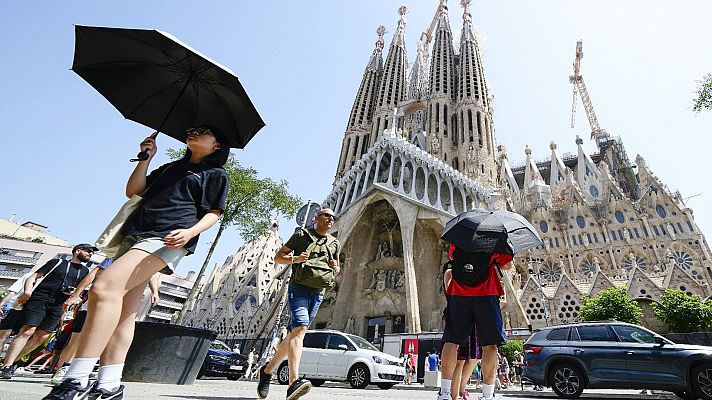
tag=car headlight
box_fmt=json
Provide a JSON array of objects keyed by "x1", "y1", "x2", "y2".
[
  {"x1": 209, "y1": 355, "x2": 229, "y2": 362},
  {"x1": 372, "y1": 356, "x2": 386, "y2": 364}
]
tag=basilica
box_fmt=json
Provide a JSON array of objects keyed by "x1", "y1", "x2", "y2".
[{"x1": 185, "y1": 1, "x2": 711, "y2": 343}]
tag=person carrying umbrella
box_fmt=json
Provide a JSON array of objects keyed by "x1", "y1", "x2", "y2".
[
  {"x1": 43, "y1": 127, "x2": 230, "y2": 400},
  {"x1": 436, "y1": 209, "x2": 542, "y2": 400}
]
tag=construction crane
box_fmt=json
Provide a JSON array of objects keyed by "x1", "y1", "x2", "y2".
[{"x1": 569, "y1": 40, "x2": 607, "y2": 141}]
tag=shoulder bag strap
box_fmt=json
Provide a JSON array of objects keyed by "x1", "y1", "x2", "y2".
[{"x1": 32, "y1": 259, "x2": 64, "y2": 291}]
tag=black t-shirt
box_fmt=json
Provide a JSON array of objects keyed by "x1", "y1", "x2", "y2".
[
  {"x1": 32, "y1": 259, "x2": 90, "y2": 304},
  {"x1": 122, "y1": 160, "x2": 229, "y2": 255}
]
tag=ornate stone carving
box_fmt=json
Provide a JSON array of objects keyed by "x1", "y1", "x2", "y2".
[{"x1": 364, "y1": 269, "x2": 406, "y2": 293}]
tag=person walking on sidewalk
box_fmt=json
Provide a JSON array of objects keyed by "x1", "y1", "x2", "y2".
[
  {"x1": 256, "y1": 208, "x2": 340, "y2": 400},
  {"x1": 436, "y1": 244, "x2": 514, "y2": 400},
  {"x1": 443, "y1": 250, "x2": 482, "y2": 400},
  {"x1": 0, "y1": 244, "x2": 93, "y2": 379},
  {"x1": 43, "y1": 127, "x2": 230, "y2": 400}
]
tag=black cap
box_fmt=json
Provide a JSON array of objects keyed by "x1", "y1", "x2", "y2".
[{"x1": 73, "y1": 243, "x2": 99, "y2": 253}]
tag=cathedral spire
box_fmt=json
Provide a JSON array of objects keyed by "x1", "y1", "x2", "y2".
[
  {"x1": 370, "y1": 6, "x2": 409, "y2": 140},
  {"x1": 455, "y1": 0, "x2": 497, "y2": 186},
  {"x1": 334, "y1": 26, "x2": 386, "y2": 181},
  {"x1": 427, "y1": 0, "x2": 456, "y2": 152}
]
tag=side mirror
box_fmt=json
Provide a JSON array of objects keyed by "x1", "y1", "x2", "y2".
[
  {"x1": 338, "y1": 344, "x2": 349, "y2": 351},
  {"x1": 654, "y1": 336, "x2": 666, "y2": 346}
]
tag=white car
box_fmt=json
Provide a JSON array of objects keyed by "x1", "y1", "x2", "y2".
[{"x1": 277, "y1": 330, "x2": 405, "y2": 389}]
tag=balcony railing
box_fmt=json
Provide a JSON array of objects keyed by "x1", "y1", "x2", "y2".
[
  {"x1": 159, "y1": 286, "x2": 189, "y2": 299},
  {"x1": 0, "y1": 254, "x2": 36, "y2": 265},
  {"x1": 158, "y1": 299, "x2": 184, "y2": 310},
  {"x1": 148, "y1": 310, "x2": 174, "y2": 320},
  {"x1": 0, "y1": 269, "x2": 29, "y2": 279}
]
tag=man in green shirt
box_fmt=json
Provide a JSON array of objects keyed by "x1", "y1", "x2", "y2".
[{"x1": 257, "y1": 208, "x2": 340, "y2": 400}]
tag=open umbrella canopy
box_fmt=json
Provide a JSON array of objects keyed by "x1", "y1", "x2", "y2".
[
  {"x1": 72, "y1": 25, "x2": 265, "y2": 149},
  {"x1": 441, "y1": 209, "x2": 543, "y2": 254}
]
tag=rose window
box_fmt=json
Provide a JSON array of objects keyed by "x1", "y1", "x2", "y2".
[
  {"x1": 540, "y1": 262, "x2": 562, "y2": 284},
  {"x1": 673, "y1": 251, "x2": 694, "y2": 270},
  {"x1": 580, "y1": 260, "x2": 599, "y2": 277},
  {"x1": 622, "y1": 255, "x2": 648, "y2": 272}
]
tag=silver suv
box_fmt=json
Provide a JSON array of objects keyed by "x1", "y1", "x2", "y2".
[{"x1": 523, "y1": 321, "x2": 712, "y2": 399}]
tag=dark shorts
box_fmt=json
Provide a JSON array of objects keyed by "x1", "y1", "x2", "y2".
[
  {"x1": 286, "y1": 284, "x2": 323, "y2": 331},
  {"x1": 54, "y1": 330, "x2": 72, "y2": 351},
  {"x1": 22, "y1": 299, "x2": 64, "y2": 332},
  {"x1": 443, "y1": 295, "x2": 507, "y2": 347},
  {"x1": 0, "y1": 308, "x2": 24, "y2": 334},
  {"x1": 72, "y1": 310, "x2": 88, "y2": 333}
]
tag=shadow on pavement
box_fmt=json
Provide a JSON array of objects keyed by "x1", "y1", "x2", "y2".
[{"x1": 160, "y1": 397, "x2": 256, "y2": 400}]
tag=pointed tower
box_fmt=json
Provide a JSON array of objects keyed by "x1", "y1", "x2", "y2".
[
  {"x1": 426, "y1": 0, "x2": 457, "y2": 160},
  {"x1": 334, "y1": 26, "x2": 386, "y2": 181},
  {"x1": 456, "y1": 0, "x2": 497, "y2": 186},
  {"x1": 370, "y1": 6, "x2": 409, "y2": 143}
]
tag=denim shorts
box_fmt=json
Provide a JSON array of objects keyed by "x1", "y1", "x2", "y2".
[
  {"x1": 287, "y1": 284, "x2": 323, "y2": 331},
  {"x1": 114, "y1": 235, "x2": 187, "y2": 274}
]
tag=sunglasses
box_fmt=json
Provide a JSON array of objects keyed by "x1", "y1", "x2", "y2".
[
  {"x1": 81, "y1": 249, "x2": 94, "y2": 254},
  {"x1": 318, "y1": 213, "x2": 336, "y2": 220},
  {"x1": 186, "y1": 127, "x2": 213, "y2": 136}
]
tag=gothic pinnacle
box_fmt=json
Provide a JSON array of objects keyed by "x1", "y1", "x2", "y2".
[
  {"x1": 376, "y1": 25, "x2": 386, "y2": 50},
  {"x1": 461, "y1": 0, "x2": 472, "y2": 21}
]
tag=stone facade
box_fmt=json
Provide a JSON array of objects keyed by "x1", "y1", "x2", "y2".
[
  {"x1": 183, "y1": 223, "x2": 289, "y2": 341},
  {"x1": 316, "y1": 0, "x2": 712, "y2": 338}
]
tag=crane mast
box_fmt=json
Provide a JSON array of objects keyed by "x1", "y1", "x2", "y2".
[{"x1": 569, "y1": 40, "x2": 606, "y2": 140}]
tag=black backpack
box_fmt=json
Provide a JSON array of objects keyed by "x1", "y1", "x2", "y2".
[{"x1": 447, "y1": 247, "x2": 494, "y2": 287}]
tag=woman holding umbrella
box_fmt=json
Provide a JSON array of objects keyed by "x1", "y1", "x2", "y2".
[{"x1": 44, "y1": 126, "x2": 230, "y2": 400}]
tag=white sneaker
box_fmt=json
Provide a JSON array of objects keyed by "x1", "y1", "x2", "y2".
[
  {"x1": 14, "y1": 367, "x2": 25, "y2": 374},
  {"x1": 437, "y1": 390, "x2": 452, "y2": 400}
]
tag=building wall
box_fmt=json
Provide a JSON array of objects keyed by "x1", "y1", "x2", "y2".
[{"x1": 136, "y1": 272, "x2": 195, "y2": 323}]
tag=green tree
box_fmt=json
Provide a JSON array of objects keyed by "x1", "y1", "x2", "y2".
[
  {"x1": 693, "y1": 74, "x2": 712, "y2": 113},
  {"x1": 172, "y1": 152, "x2": 302, "y2": 324},
  {"x1": 652, "y1": 289, "x2": 712, "y2": 333},
  {"x1": 499, "y1": 339, "x2": 523, "y2": 363},
  {"x1": 579, "y1": 287, "x2": 643, "y2": 324}
]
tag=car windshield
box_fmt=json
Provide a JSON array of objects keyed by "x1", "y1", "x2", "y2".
[
  {"x1": 346, "y1": 334, "x2": 379, "y2": 351},
  {"x1": 211, "y1": 340, "x2": 231, "y2": 351}
]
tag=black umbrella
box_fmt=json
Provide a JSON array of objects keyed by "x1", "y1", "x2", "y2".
[
  {"x1": 72, "y1": 25, "x2": 265, "y2": 159},
  {"x1": 441, "y1": 209, "x2": 543, "y2": 254}
]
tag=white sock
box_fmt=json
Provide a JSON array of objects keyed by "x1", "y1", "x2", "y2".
[
  {"x1": 482, "y1": 383, "x2": 495, "y2": 399},
  {"x1": 63, "y1": 357, "x2": 99, "y2": 387},
  {"x1": 97, "y1": 364, "x2": 124, "y2": 391},
  {"x1": 440, "y1": 378, "x2": 452, "y2": 393}
]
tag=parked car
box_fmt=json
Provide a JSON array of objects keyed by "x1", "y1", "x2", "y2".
[
  {"x1": 197, "y1": 339, "x2": 247, "y2": 380},
  {"x1": 523, "y1": 321, "x2": 712, "y2": 399},
  {"x1": 276, "y1": 330, "x2": 405, "y2": 389}
]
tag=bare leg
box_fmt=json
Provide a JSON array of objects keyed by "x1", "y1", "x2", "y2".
[
  {"x1": 440, "y1": 342, "x2": 459, "y2": 380},
  {"x1": 57, "y1": 332, "x2": 81, "y2": 367},
  {"x1": 0, "y1": 329, "x2": 12, "y2": 361},
  {"x1": 480, "y1": 345, "x2": 497, "y2": 385},
  {"x1": 2, "y1": 325, "x2": 38, "y2": 366},
  {"x1": 74, "y1": 250, "x2": 166, "y2": 359},
  {"x1": 451, "y1": 360, "x2": 465, "y2": 400},
  {"x1": 263, "y1": 325, "x2": 307, "y2": 385},
  {"x1": 15, "y1": 330, "x2": 51, "y2": 362},
  {"x1": 99, "y1": 283, "x2": 146, "y2": 365},
  {"x1": 459, "y1": 359, "x2": 478, "y2": 395}
]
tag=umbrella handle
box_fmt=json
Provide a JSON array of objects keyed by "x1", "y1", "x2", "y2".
[{"x1": 130, "y1": 132, "x2": 159, "y2": 162}]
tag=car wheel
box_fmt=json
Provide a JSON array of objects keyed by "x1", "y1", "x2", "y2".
[
  {"x1": 277, "y1": 362, "x2": 290, "y2": 385},
  {"x1": 377, "y1": 383, "x2": 395, "y2": 390},
  {"x1": 692, "y1": 364, "x2": 712, "y2": 400},
  {"x1": 310, "y1": 379, "x2": 325, "y2": 387},
  {"x1": 674, "y1": 390, "x2": 700, "y2": 400},
  {"x1": 348, "y1": 364, "x2": 370, "y2": 389},
  {"x1": 548, "y1": 363, "x2": 585, "y2": 399}
]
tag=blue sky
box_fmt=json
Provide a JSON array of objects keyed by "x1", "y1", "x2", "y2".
[{"x1": 2, "y1": 1, "x2": 710, "y2": 279}]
